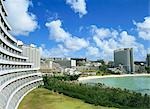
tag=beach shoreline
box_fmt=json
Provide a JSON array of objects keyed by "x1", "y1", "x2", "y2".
[{"x1": 78, "y1": 73, "x2": 150, "y2": 81}]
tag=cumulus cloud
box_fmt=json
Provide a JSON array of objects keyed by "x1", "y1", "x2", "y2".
[
  {"x1": 45, "y1": 20, "x2": 70, "y2": 42},
  {"x1": 87, "y1": 46, "x2": 100, "y2": 57},
  {"x1": 39, "y1": 44, "x2": 69, "y2": 58},
  {"x1": 91, "y1": 26, "x2": 147, "y2": 60},
  {"x1": 4, "y1": 0, "x2": 38, "y2": 36},
  {"x1": 134, "y1": 16, "x2": 150, "y2": 40},
  {"x1": 45, "y1": 20, "x2": 89, "y2": 51},
  {"x1": 44, "y1": 20, "x2": 148, "y2": 60},
  {"x1": 43, "y1": 17, "x2": 149, "y2": 60},
  {"x1": 91, "y1": 25, "x2": 118, "y2": 40},
  {"x1": 92, "y1": 26, "x2": 119, "y2": 57},
  {"x1": 66, "y1": 0, "x2": 87, "y2": 18},
  {"x1": 119, "y1": 31, "x2": 136, "y2": 46}
]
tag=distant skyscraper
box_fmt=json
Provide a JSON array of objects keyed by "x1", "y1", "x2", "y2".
[
  {"x1": 146, "y1": 54, "x2": 150, "y2": 66},
  {"x1": 114, "y1": 48, "x2": 134, "y2": 73}
]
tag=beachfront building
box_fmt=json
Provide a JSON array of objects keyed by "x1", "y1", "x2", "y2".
[
  {"x1": 0, "y1": 0, "x2": 43, "y2": 109},
  {"x1": 146, "y1": 54, "x2": 150, "y2": 66},
  {"x1": 114, "y1": 48, "x2": 134, "y2": 73}
]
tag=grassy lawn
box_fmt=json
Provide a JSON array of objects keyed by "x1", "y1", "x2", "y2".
[{"x1": 18, "y1": 88, "x2": 117, "y2": 109}]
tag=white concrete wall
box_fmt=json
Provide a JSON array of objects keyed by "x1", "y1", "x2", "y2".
[{"x1": 71, "y1": 60, "x2": 76, "y2": 67}]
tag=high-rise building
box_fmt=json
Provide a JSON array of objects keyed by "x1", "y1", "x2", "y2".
[
  {"x1": 114, "y1": 48, "x2": 134, "y2": 73},
  {"x1": 22, "y1": 45, "x2": 41, "y2": 69},
  {"x1": 146, "y1": 54, "x2": 150, "y2": 66},
  {"x1": 0, "y1": 1, "x2": 43, "y2": 109}
]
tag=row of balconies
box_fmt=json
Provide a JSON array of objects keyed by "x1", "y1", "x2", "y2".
[
  {"x1": 0, "y1": 70, "x2": 37, "y2": 86},
  {"x1": 0, "y1": 14, "x2": 9, "y2": 31},
  {"x1": 0, "y1": 0, "x2": 19, "y2": 43},
  {"x1": 0, "y1": 64, "x2": 31, "y2": 71},
  {"x1": 0, "y1": 29, "x2": 22, "y2": 53},
  {"x1": 0, "y1": 42, "x2": 20, "y2": 55},
  {"x1": 7, "y1": 81, "x2": 43, "y2": 109},
  {"x1": 0, "y1": 68, "x2": 39, "y2": 77},
  {"x1": 0, "y1": 25, "x2": 15, "y2": 45},
  {"x1": 0, "y1": 10, "x2": 18, "y2": 47},
  {"x1": 0, "y1": 52, "x2": 26, "y2": 62},
  {"x1": 0, "y1": 59, "x2": 33, "y2": 67},
  {"x1": 0, "y1": 18, "x2": 18, "y2": 48},
  {"x1": 0, "y1": 1, "x2": 7, "y2": 16},
  {"x1": 0, "y1": 77, "x2": 42, "y2": 109},
  {"x1": 0, "y1": 75, "x2": 41, "y2": 100},
  {"x1": 0, "y1": 76, "x2": 42, "y2": 107},
  {"x1": 0, "y1": 45, "x2": 28, "y2": 61},
  {"x1": 0, "y1": 4, "x2": 18, "y2": 44},
  {"x1": 0, "y1": 53, "x2": 29, "y2": 65}
]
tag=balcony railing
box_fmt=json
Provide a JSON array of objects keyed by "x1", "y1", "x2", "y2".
[
  {"x1": 0, "y1": 45, "x2": 28, "y2": 60},
  {"x1": 0, "y1": 71, "x2": 39, "y2": 86},
  {"x1": 0, "y1": 32, "x2": 22, "y2": 53}
]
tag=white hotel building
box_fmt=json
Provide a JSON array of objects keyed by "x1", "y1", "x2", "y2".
[
  {"x1": 114, "y1": 48, "x2": 134, "y2": 73},
  {"x1": 0, "y1": 0, "x2": 43, "y2": 109}
]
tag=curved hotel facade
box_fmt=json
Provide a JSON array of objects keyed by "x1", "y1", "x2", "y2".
[{"x1": 0, "y1": 0, "x2": 43, "y2": 109}]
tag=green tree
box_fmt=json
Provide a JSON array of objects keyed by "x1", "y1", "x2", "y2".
[
  {"x1": 145, "y1": 67, "x2": 150, "y2": 73},
  {"x1": 43, "y1": 76, "x2": 150, "y2": 108}
]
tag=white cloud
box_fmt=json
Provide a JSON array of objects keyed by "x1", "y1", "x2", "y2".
[
  {"x1": 45, "y1": 20, "x2": 70, "y2": 42},
  {"x1": 45, "y1": 21, "x2": 147, "y2": 60},
  {"x1": 92, "y1": 26, "x2": 147, "y2": 61},
  {"x1": 39, "y1": 44, "x2": 69, "y2": 58},
  {"x1": 4, "y1": 0, "x2": 38, "y2": 36},
  {"x1": 45, "y1": 20, "x2": 89, "y2": 51},
  {"x1": 119, "y1": 31, "x2": 136, "y2": 46},
  {"x1": 66, "y1": 0, "x2": 87, "y2": 18},
  {"x1": 134, "y1": 16, "x2": 150, "y2": 40},
  {"x1": 91, "y1": 25, "x2": 118, "y2": 40},
  {"x1": 87, "y1": 46, "x2": 100, "y2": 57},
  {"x1": 92, "y1": 26, "x2": 119, "y2": 56},
  {"x1": 65, "y1": 37, "x2": 89, "y2": 51}
]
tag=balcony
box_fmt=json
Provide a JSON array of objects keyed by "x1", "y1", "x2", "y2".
[
  {"x1": 0, "y1": 71, "x2": 39, "y2": 86},
  {"x1": 0, "y1": 25, "x2": 21, "y2": 53},
  {"x1": 0, "y1": 45, "x2": 28, "y2": 60},
  {"x1": 7, "y1": 80, "x2": 43, "y2": 109},
  {"x1": 0, "y1": 5, "x2": 11, "y2": 31},
  {"x1": 0, "y1": 32, "x2": 22, "y2": 52},
  {"x1": 0, "y1": 67, "x2": 39, "y2": 76},
  {"x1": 0, "y1": 72, "x2": 42, "y2": 90},
  {"x1": 0, "y1": 0, "x2": 8, "y2": 16},
  {"x1": 0, "y1": 58, "x2": 33, "y2": 66},
  {"x1": 0, "y1": 77, "x2": 42, "y2": 109}
]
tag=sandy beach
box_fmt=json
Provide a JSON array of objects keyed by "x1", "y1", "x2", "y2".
[{"x1": 78, "y1": 73, "x2": 150, "y2": 81}]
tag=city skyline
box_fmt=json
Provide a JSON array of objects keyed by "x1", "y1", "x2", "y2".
[{"x1": 4, "y1": 0, "x2": 150, "y2": 61}]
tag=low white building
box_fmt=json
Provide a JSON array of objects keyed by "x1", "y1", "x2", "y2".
[{"x1": 64, "y1": 68, "x2": 81, "y2": 75}]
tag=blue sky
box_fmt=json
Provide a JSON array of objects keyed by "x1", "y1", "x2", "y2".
[{"x1": 4, "y1": 0, "x2": 150, "y2": 61}]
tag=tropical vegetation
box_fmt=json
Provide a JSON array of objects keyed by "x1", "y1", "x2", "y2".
[
  {"x1": 145, "y1": 67, "x2": 150, "y2": 73},
  {"x1": 43, "y1": 76, "x2": 150, "y2": 108}
]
